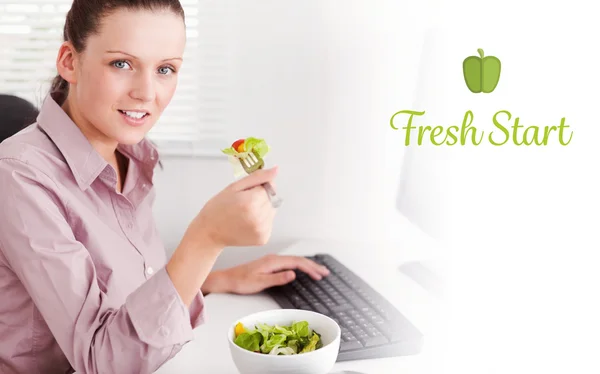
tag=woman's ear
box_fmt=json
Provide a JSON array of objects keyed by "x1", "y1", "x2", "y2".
[{"x1": 56, "y1": 41, "x2": 78, "y2": 84}]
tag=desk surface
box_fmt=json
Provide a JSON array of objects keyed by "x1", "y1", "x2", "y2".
[{"x1": 156, "y1": 230, "x2": 447, "y2": 374}]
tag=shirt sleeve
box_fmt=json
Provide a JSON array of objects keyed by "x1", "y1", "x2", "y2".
[{"x1": 0, "y1": 158, "x2": 206, "y2": 374}]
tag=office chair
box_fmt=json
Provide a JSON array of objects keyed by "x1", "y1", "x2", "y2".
[{"x1": 0, "y1": 94, "x2": 39, "y2": 143}]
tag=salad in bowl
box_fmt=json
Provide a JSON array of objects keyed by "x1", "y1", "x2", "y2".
[{"x1": 227, "y1": 309, "x2": 341, "y2": 374}]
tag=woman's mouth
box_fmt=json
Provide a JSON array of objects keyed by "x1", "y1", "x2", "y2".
[{"x1": 118, "y1": 109, "x2": 150, "y2": 127}]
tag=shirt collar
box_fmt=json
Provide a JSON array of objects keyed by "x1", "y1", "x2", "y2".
[{"x1": 37, "y1": 93, "x2": 161, "y2": 191}]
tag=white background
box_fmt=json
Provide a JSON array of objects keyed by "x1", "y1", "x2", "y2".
[
  {"x1": 408, "y1": 1, "x2": 600, "y2": 374},
  {"x1": 150, "y1": 1, "x2": 600, "y2": 373}
]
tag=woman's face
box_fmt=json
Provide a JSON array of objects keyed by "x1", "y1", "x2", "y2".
[{"x1": 68, "y1": 8, "x2": 186, "y2": 148}]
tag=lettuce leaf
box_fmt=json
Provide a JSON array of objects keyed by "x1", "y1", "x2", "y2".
[
  {"x1": 244, "y1": 137, "x2": 269, "y2": 158},
  {"x1": 299, "y1": 332, "x2": 321, "y2": 353},
  {"x1": 291, "y1": 321, "x2": 310, "y2": 338},
  {"x1": 221, "y1": 137, "x2": 270, "y2": 158},
  {"x1": 260, "y1": 333, "x2": 287, "y2": 353},
  {"x1": 222, "y1": 147, "x2": 238, "y2": 156},
  {"x1": 234, "y1": 331, "x2": 263, "y2": 352},
  {"x1": 234, "y1": 321, "x2": 322, "y2": 355}
]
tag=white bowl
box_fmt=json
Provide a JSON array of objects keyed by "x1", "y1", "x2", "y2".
[{"x1": 227, "y1": 309, "x2": 341, "y2": 374}]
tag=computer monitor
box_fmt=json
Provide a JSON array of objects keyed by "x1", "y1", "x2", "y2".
[
  {"x1": 394, "y1": 27, "x2": 457, "y2": 244},
  {"x1": 393, "y1": 27, "x2": 474, "y2": 295},
  {"x1": 394, "y1": 25, "x2": 508, "y2": 244},
  {"x1": 395, "y1": 144, "x2": 453, "y2": 244}
]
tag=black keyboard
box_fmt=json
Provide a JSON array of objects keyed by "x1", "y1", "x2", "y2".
[{"x1": 265, "y1": 253, "x2": 424, "y2": 361}]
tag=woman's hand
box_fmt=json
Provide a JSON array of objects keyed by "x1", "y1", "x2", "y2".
[
  {"x1": 202, "y1": 254, "x2": 330, "y2": 295},
  {"x1": 183, "y1": 166, "x2": 279, "y2": 249},
  {"x1": 168, "y1": 166, "x2": 279, "y2": 306}
]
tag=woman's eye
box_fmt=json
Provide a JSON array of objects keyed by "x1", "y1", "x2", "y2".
[
  {"x1": 112, "y1": 60, "x2": 131, "y2": 69},
  {"x1": 158, "y1": 66, "x2": 175, "y2": 75}
]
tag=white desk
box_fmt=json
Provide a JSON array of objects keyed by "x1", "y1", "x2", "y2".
[{"x1": 156, "y1": 227, "x2": 447, "y2": 374}]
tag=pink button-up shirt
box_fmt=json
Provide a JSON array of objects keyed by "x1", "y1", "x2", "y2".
[{"x1": 0, "y1": 94, "x2": 206, "y2": 374}]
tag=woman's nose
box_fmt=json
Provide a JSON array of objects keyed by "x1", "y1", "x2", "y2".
[{"x1": 129, "y1": 72, "x2": 156, "y2": 102}]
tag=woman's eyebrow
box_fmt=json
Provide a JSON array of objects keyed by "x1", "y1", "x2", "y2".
[{"x1": 105, "y1": 50, "x2": 182, "y2": 62}]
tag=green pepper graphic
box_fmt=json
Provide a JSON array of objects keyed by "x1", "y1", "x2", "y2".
[{"x1": 463, "y1": 48, "x2": 501, "y2": 93}]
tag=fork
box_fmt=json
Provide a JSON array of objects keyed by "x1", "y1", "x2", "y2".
[{"x1": 238, "y1": 150, "x2": 282, "y2": 208}]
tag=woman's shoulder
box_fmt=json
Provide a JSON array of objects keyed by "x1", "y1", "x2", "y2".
[{"x1": 0, "y1": 123, "x2": 68, "y2": 182}]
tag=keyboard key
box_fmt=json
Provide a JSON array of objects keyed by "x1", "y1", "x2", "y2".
[
  {"x1": 320, "y1": 296, "x2": 335, "y2": 305},
  {"x1": 367, "y1": 326, "x2": 382, "y2": 337},
  {"x1": 349, "y1": 298, "x2": 368, "y2": 309},
  {"x1": 289, "y1": 294, "x2": 305, "y2": 307},
  {"x1": 341, "y1": 331, "x2": 358, "y2": 342},
  {"x1": 340, "y1": 340, "x2": 363, "y2": 351},
  {"x1": 311, "y1": 303, "x2": 329, "y2": 315},
  {"x1": 350, "y1": 325, "x2": 368, "y2": 339},
  {"x1": 379, "y1": 321, "x2": 406, "y2": 342},
  {"x1": 329, "y1": 303, "x2": 353, "y2": 312},
  {"x1": 363, "y1": 335, "x2": 389, "y2": 347}
]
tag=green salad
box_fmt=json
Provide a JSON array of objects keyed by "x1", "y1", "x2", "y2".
[
  {"x1": 221, "y1": 137, "x2": 270, "y2": 159},
  {"x1": 233, "y1": 321, "x2": 323, "y2": 355}
]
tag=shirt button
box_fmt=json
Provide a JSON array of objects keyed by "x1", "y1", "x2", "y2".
[{"x1": 146, "y1": 266, "x2": 154, "y2": 275}]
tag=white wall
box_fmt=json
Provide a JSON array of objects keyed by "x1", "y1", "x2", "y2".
[{"x1": 151, "y1": 0, "x2": 434, "y2": 268}]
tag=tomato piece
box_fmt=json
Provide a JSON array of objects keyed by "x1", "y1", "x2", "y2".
[
  {"x1": 232, "y1": 139, "x2": 246, "y2": 152},
  {"x1": 231, "y1": 139, "x2": 244, "y2": 151}
]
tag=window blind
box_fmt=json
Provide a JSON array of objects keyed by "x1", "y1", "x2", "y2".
[{"x1": 0, "y1": 0, "x2": 231, "y2": 157}]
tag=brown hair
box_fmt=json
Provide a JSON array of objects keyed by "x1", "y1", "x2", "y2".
[{"x1": 49, "y1": 0, "x2": 185, "y2": 105}]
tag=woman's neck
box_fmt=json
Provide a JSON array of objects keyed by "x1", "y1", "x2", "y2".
[
  {"x1": 61, "y1": 94, "x2": 127, "y2": 192},
  {"x1": 61, "y1": 95, "x2": 119, "y2": 163}
]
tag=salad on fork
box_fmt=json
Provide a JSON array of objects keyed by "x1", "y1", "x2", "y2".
[{"x1": 222, "y1": 137, "x2": 282, "y2": 208}]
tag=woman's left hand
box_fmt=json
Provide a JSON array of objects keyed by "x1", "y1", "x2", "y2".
[{"x1": 201, "y1": 254, "x2": 330, "y2": 295}]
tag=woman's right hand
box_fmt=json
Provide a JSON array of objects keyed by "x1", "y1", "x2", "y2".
[
  {"x1": 185, "y1": 166, "x2": 279, "y2": 249},
  {"x1": 167, "y1": 166, "x2": 279, "y2": 306}
]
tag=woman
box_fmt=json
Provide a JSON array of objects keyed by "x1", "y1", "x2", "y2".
[{"x1": 0, "y1": 1, "x2": 329, "y2": 373}]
